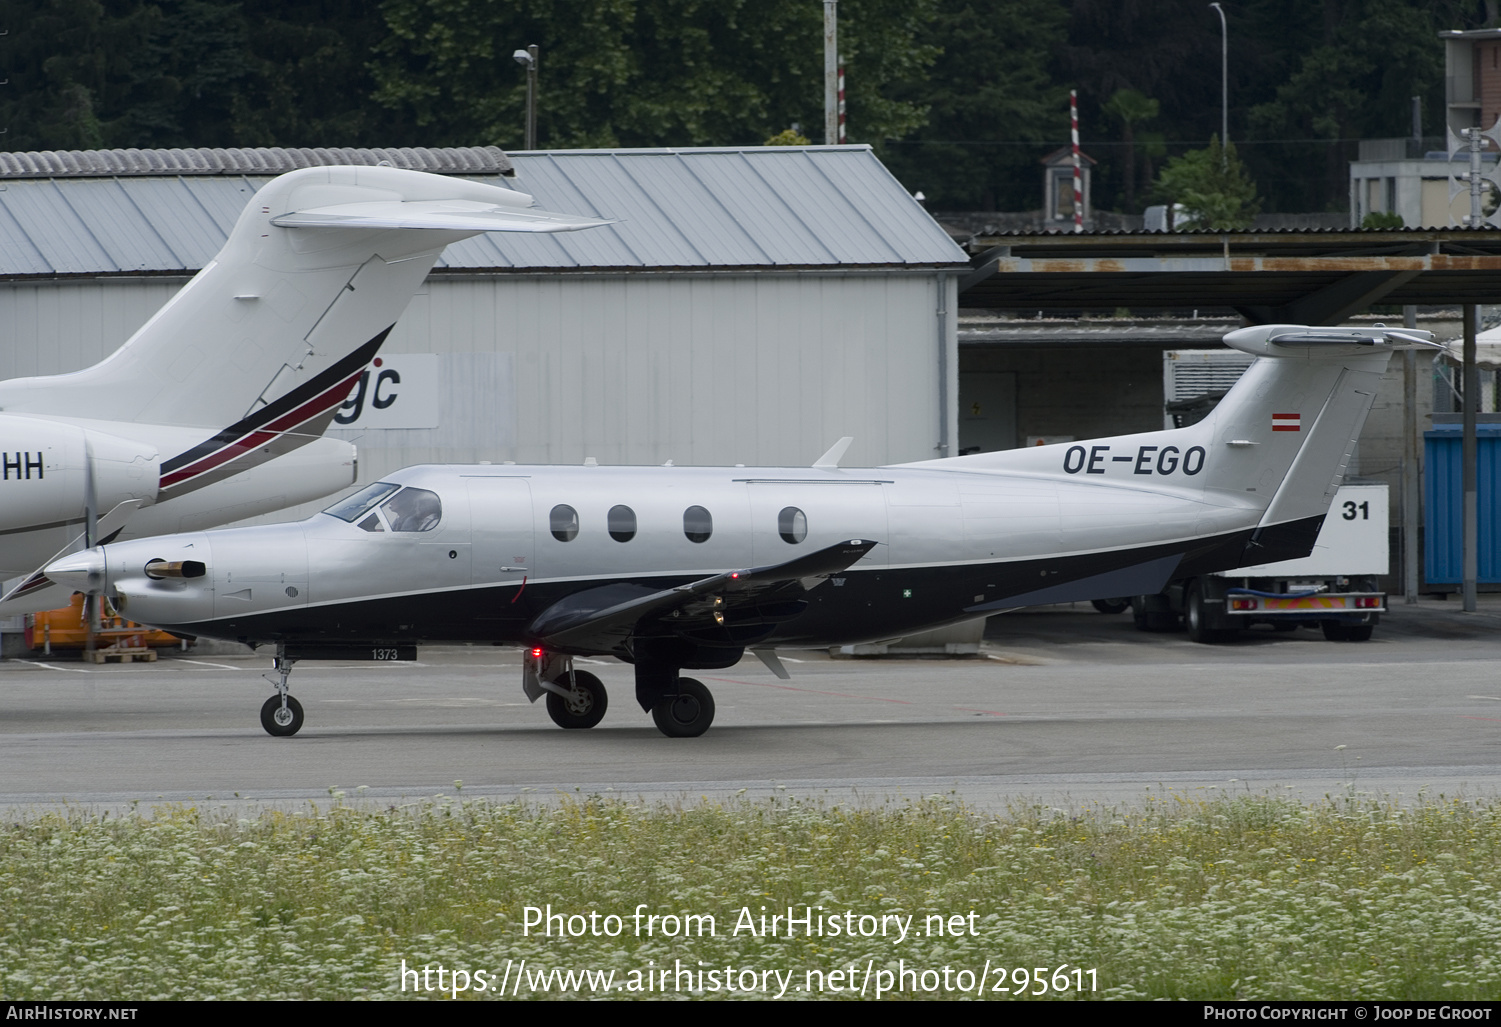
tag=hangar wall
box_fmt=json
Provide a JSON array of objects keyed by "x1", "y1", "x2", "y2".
[
  {"x1": 356, "y1": 271, "x2": 953, "y2": 474},
  {"x1": 0, "y1": 278, "x2": 186, "y2": 378},
  {"x1": 960, "y1": 345, "x2": 1165, "y2": 444}
]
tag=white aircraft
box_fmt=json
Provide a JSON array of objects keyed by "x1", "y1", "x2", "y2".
[
  {"x1": 0, "y1": 164, "x2": 607, "y2": 611},
  {"x1": 47, "y1": 323, "x2": 1429, "y2": 738}
]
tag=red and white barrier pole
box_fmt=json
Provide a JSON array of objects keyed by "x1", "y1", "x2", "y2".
[
  {"x1": 1071, "y1": 89, "x2": 1084, "y2": 233},
  {"x1": 838, "y1": 59, "x2": 846, "y2": 144}
]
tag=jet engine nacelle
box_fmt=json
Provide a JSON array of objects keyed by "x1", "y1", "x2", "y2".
[
  {"x1": 119, "y1": 435, "x2": 358, "y2": 539},
  {"x1": 0, "y1": 415, "x2": 158, "y2": 574}
]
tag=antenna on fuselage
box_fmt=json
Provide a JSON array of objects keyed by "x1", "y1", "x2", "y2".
[{"x1": 813, "y1": 437, "x2": 854, "y2": 469}]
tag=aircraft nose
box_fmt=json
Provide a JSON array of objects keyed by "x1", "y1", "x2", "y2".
[{"x1": 46, "y1": 549, "x2": 107, "y2": 594}]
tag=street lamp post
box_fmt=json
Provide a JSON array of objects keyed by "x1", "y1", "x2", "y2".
[
  {"x1": 1209, "y1": 2, "x2": 1227, "y2": 163},
  {"x1": 512, "y1": 44, "x2": 538, "y2": 150}
]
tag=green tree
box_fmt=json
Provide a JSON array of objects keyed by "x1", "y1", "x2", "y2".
[
  {"x1": 231, "y1": 1, "x2": 391, "y2": 146},
  {"x1": 1102, "y1": 88, "x2": 1159, "y2": 212},
  {"x1": 371, "y1": 0, "x2": 936, "y2": 151},
  {"x1": 0, "y1": 0, "x2": 394, "y2": 151},
  {"x1": 764, "y1": 128, "x2": 811, "y2": 146},
  {"x1": 1153, "y1": 136, "x2": 1260, "y2": 230},
  {"x1": 1245, "y1": 0, "x2": 1462, "y2": 210},
  {"x1": 881, "y1": 0, "x2": 1068, "y2": 210}
]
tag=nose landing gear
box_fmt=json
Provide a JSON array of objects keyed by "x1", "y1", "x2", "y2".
[
  {"x1": 260, "y1": 650, "x2": 302, "y2": 737},
  {"x1": 260, "y1": 693, "x2": 304, "y2": 736}
]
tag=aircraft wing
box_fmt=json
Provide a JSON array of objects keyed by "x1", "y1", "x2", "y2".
[
  {"x1": 528, "y1": 538, "x2": 878, "y2": 653},
  {"x1": 271, "y1": 199, "x2": 615, "y2": 233}
]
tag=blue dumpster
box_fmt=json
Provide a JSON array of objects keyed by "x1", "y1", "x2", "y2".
[{"x1": 1423, "y1": 416, "x2": 1501, "y2": 584}]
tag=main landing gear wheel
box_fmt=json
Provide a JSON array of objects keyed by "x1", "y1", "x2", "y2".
[
  {"x1": 1091, "y1": 597, "x2": 1131, "y2": 615},
  {"x1": 651, "y1": 677, "x2": 715, "y2": 738},
  {"x1": 546, "y1": 670, "x2": 608, "y2": 729},
  {"x1": 260, "y1": 694, "x2": 304, "y2": 737}
]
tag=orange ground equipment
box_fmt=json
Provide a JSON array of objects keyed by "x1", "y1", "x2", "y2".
[{"x1": 25, "y1": 593, "x2": 183, "y2": 662}]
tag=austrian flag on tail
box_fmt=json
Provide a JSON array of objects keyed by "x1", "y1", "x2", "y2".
[{"x1": 1272, "y1": 412, "x2": 1301, "y2": 432}]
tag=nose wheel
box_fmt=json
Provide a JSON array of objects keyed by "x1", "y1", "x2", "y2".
[
  {"x1": 260, "y1": 650, "x2": 303, "y2": 736},
  {"x1": 260, "y1": 694, "x2": 304, "y2": 736}
]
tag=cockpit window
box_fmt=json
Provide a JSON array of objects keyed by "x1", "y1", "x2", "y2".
[
  {"x1": 382, "y1": 488, "x2": 442, "y2": 532},
  {"x1": 324, "y1": 482, "x2": 401, "y2": 523}
]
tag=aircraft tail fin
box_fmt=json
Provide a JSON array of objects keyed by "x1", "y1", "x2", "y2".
[
  {"x1": 903, "y1": 324, "x2": 1429, "y2": 555},
  {"x1": 0, "y1": 166, "x2": 607, "y2": 435}
]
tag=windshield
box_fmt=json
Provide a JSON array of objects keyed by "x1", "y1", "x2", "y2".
[
  {"x1": 323, "y1": 482, "x2": 401, "y2": 523},
  {"x1": 383, "y1": 487, "x2": 442, "y2": 532}
]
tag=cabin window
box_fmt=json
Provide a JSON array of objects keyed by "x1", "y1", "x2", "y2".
[
  {"x1": 324, "y1": 481, "x2": 401, "y2": 523},
  {"x1": 608, "y1": 505, "x2": 637, "y2": 543},
  {"x1": 383, "y1": 488, "x2": 442, "y2": 532},
  {"x1": 683, "y1": 505, "x2": 712, "y2": 543},
  {"x1": 778, "y1": 506, "x2": 807, "y2": 544},
  {"x1": 550, "y1": 504, "x2": 579, "y2": 542}
]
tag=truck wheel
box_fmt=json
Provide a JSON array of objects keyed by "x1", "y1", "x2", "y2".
[
  {"x1": 1322, "y1": 622, "x2": 1373, "y2": 642},
  {"x1": 1092, "y1": 597, "x2": 1131, "y2": 615},
  {"x1": 1186, "y1": 583, "x2": 1232, "y2": 644},
  {"x1": 1131, "y1": 595, "x2": 1180, "y2": 633}
]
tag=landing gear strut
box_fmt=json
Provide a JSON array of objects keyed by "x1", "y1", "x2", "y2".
[
  {"x1": 260, "y1": 650, "x2": 303, "y2": 736},
  {"x1": 526, "y1": 649, "x2": 611, "y2": 730},
  {"x1": 524, "y1": 646, "x2": 722, "y2": 737}
]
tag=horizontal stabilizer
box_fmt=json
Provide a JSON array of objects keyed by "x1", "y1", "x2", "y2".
[
  {"x1": 1223, "y1": 323, "x2": 1433, "y2": 356},
  {"x1": 530, "y1": 538, "x2": 878, "y2": 651},
  {"x1": 271, "y1": 199, "x2": 615, "y2": 233}
]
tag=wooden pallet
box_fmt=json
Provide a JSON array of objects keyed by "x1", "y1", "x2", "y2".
[{"x1": 85, "y1": 647, "x2": 158, "y2": 664}]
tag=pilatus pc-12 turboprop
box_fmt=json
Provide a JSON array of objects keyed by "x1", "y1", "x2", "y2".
[
  {"x1": 0, "y1": 164, "x2": 607, "y2": 612},
  {"x1": 49, "y1": 323, "x2": 1429, "y2": 738}
]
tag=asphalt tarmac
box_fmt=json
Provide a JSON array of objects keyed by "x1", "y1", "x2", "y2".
[{"x1": 1, "y1": 597, "x2": 1498, "y2": 812}]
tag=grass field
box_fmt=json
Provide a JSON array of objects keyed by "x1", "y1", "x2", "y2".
[{"x1": 1, "y1": 791, "x2": 1497, "y2": 1000}]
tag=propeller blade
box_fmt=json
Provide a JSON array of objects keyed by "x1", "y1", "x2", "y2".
[{"x1": 0, "y1": 499, "x2": 146, "y2": 613}]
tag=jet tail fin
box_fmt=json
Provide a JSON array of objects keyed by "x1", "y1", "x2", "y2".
[{"x1": 0, "y1": 166, "x2": 606, "y2": 433}]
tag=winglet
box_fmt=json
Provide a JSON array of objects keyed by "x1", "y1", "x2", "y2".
[{"x1": 813, "y1": 437, "x2": 854, "y2": 469}]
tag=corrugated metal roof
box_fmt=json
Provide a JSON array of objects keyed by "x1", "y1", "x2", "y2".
[
  {"x1": 0, "y1": 146, "x2": 514, "y2": 178},
  {"x1": 0, "y1": 145, "x2": 966, "y2": 278}
]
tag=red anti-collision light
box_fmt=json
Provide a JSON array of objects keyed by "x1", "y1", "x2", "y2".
[{"x1": 531, "y1": 647, "x2": 544, "y2": 659}]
